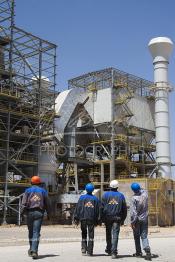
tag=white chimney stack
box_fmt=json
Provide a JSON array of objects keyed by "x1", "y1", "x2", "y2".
[{"x1": 148, "y1": 37, "x2": 173, "y2": 179}]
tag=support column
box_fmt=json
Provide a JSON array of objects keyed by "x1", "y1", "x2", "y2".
[
  {"x1": 100, "y1": 163, "x2": 104, "y2": 197},
  {"x1": 74, "y1": 163, "x2": 78, "y2": 194},
  {"x1": 2, "y1": 111, "x2": 10, "y2": 225},
  {"x1": 65, "y1": 164, "x2": 69, "y2": 193},
  {"x1": 93, "y1": 144, "x2": 96, "y2": 160},
  {"x1": 110, "y1": 69, "x2": 115, "y2": 180}
]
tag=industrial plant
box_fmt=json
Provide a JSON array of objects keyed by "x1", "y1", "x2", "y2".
[{"x1": 0, "y1": 0, "x2": 174, "y2": 227}]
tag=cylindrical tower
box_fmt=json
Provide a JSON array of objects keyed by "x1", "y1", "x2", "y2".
[{"x1": 148, "y1": 37, "x2": 173, "y2": 179}]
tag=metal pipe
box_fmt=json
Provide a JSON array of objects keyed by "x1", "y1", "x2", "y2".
[
  {"x1": 100, "y1": 163, "x2": 104, "y2": 197},
  {"x1": 110, "y1": 69, "x2": 115, "y2": 180},
  {"x1": 37, "y1": 39, "x2": 42, "y2": 176},
  {"x1": 148, "y1": 37, "x2": 173, "y2": 179},
  {"x1": 2, "y1": 0, "x2": 15, "y2": 224},
  {"x1": 18, "y1": 196, "x2": 21, "y2": 226},
  {"x1": 74, "y1": 163, "x2": 78, "y2": 194},
  {"x1": 2, "y1": 111, "x2": 10, "y2": 225}
]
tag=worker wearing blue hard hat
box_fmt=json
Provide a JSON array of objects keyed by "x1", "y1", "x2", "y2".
[
  {"x1": 130, "y1": 182, "x2": 152, "y2": 261},
  {"x1": 131, "y1": 182, "x2": 141, "y2": 192},
  {"x1": 85, "y1": 183, "x2": 95, "y2": 193},
  {"x1": 73, "y1": 183, "x2": 100, "y2": 256}
]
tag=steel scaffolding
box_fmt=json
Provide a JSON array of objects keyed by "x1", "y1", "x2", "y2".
[
  {"x1": 56, "y1": 68, "x2": 156, "y2": 194},
  {"x1": 68, "y1": 67, "x2": 154, "y2": 96},
  {"x1": 0, "y1": 0, "x2": 57, "y2": 224}
]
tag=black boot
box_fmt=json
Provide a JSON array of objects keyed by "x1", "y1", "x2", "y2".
[
  {"x1": 87, "y1": 253, "x2": 93, "y2": 256},
  {"x1": 81, "y1": 248, "x2": 86, "y2": 255},
  {"x1": 145, "y1": 249, "x2": 152, "y2": 261},
  {"x1": 32, "y1": 252, "x2": 38, "y2": 260},
  {"x1": 28, "y1": 249, "x2": 32, "y2": 257},
  {"x1": 105, "y1": 248, "x2": 111, "y2": 255},
  {"x1": 111, "y1": 253, "x2": 118, "y2": 259},
  {"x1": 133, "y1": 252, "x2": 143, "y2": 257}
]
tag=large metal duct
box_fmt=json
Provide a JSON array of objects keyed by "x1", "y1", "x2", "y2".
[{"x1": 148, "y1": 37, "x2": 173, "y2": 179}]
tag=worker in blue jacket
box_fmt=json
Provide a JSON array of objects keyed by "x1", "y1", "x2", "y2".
[
  {"x1": 21, "y1": 176, "x2": 50, "y2": 259},
  {"x1": 101, "y1": 180, "x2": 127, "y2": 259},
  {"x1": 73, "y1": 183, "x2": 100, "y2": 256}
]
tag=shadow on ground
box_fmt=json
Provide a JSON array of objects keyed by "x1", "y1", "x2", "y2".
[
  {"x1": 141, "y1": 254, "x2": 159, "y2": 260},
  {"x1": 37, "y1": 254, "x2": 59, "y2": 260},
  {"x1": 88, "y1": 254, "x2": 133, "y2": 258},
  {"x1": 116, "y1": 255, "x2": 134, "y2": 258}
]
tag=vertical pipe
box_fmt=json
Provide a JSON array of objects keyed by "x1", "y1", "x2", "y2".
[
  {"x1": 156, "y1": 189, "x2": 159, "y2": 226},
  {"x1": 155, "y1": 78, "x2": 171, "y2": 178},
  {"x1": 18, "y1": 196, "x2": 21, "y2": 226},
  {"x1": 93, "y1": 144, "x2": 96, "y2": 160},
  {"x1": 110, "y1": 69, "x2": 115, "y2": 180},
  {"x1": 2, "y1": 0, "x2": 15, "y2": 224},
  {"x1": 100, "y1": 163, "x2": 104, "y2": 197},
  {"x1": 3, "y1": 111, "x2": 10, "y2": 225},
  {"x1": 69, "y1": 126, "x2": 76, "y2": 157},
  {"x1": 74, "y1": 163, "x2": 78, "y2": 194},
  {"x1": 148, "y1": 37, "x2": 173, "y2": 179},
  {"x1": 37, "y1": 39, "x2": 42, "y2": 176},
  {"x1": 53, "y1": 46, "x2": 57, "y2": 134},
  {"x1": 65, "y1": 164, "x2": 70, "y2": 193}
]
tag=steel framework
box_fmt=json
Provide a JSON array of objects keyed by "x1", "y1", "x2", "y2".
[
  {"x1": 68, "y1": 67, "x2": 154, "y2": 96},
  {"x1": 0, "y1": 0, "x2": 57, "y2": 224},
  {"x1": 56, "y1": 68, "x2": 156, "y2": 194}
]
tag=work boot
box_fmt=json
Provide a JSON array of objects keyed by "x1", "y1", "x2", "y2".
[
  {"x1": 145, "y1": 252, "x2": 152, "y2": 261},
  {"x1": 28, "y1": 249, "x2": 32, "y2": 257},
  {"x1": 133, "y1": 252, "x2": 143, "y2": 257},
  {"x1": 81, "y1": 248, "x2": 86, "y2": 255},
  {"x1": 32, "y1": 252, "x2": 38, "y2": 260},
  {"x1": 105, "y1": 248, "x2": 111, "y2": 255},
  {"x1": 86, "y1": 252, "x2": 93, "y2": 256},
  {"x1": 111, "y1": 253, "x2": 118, "y2": 259},
  {"x1": 145, "y1": 249, "x2": 152, "y2": 261}
]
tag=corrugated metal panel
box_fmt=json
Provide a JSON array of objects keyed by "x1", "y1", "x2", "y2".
[
  {"x1": 128, "y1": 96, "x2": 155, "y2": 131},
  {"x1": 94, "y1": 88, "x2": 112, "y2": 124},
  {"x1": 85, "y1": 88, "x2": 112, "y2": 124},
  {"x1": 55, "y1": 88, "x2": 87, "y2": 140},
  {"x1": 55, "y1": 89, "x2": 71, "y2": 112}
]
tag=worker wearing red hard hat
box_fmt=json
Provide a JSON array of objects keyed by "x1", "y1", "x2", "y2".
[{"x1": 21, "y1": 176, "x2": 50, "y2": 259}]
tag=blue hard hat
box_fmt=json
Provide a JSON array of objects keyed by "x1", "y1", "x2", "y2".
[
  {"x1": 85, "y1": 183, "x2": 95, "y2": 193},
  {"x1": 131, "y1": 183, "x2": 141, "y2": 192}
]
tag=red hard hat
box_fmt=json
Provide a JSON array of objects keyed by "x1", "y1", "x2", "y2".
[{"x1": 31, "y1": 176, "x2": 41, "y2": 184}]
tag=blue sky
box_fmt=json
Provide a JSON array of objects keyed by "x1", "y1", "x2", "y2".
[{"x1": 16, "y1": 0, "x2": 175, "y2": 167}]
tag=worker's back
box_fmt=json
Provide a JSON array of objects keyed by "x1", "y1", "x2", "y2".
[
  {"x1": 130, "y1": 189, "x2": 148, "y2": 223},
  {"x1": 74, "y1": 193, "x2": 100, "y2": 222},
  {"x1": 22, "y1": 185, "x2": 49, "y2": 212},
  {"x1": 102, "y1": 190, "x2": 127, "y2": 222}
]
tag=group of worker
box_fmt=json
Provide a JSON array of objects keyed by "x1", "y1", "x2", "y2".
[
  {"x1": 21, "y1": 176, "x2": 152, "y2": 260},
  {"x1": 74, "y1": 180, "x2": 152, "y2": 260}
]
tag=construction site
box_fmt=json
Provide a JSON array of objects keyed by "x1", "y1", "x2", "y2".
[{"x1": 0, "y1": 0, "x2": 174, "y2": 228}]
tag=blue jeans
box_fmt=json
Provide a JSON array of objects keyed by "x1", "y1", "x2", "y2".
[
  {"x1": 105, "y1": 221, "x2": 120, "y2": 255},
  {"x1": 27, "y1": 210, "x2": 44, "y2": 253},
  {"x1": 133, "y1": 220, "x2": 150, "y2": 254}
]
